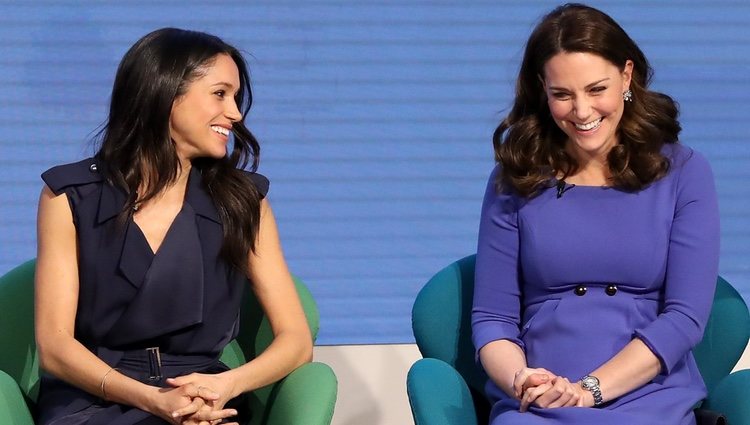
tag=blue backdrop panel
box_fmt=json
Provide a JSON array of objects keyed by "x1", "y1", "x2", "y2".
[{"x1": 0, "y1": 1, "x2": 748, "y2": 344}]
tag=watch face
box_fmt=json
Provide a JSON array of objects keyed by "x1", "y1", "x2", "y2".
[{"x1": 582, "y1": 376, "x2": 599, "y2": 388}]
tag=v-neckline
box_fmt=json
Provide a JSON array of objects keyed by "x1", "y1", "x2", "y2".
[
  {"x1": 131, "y1": 205, "x2": 185, "y2": 256},
  {"x1": 129, "y1": 168, "x2": 195, "y2": 255}
]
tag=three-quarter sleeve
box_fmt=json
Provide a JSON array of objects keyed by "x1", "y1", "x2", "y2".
[
  {"x1": 472, "y1": 165, "x2": 525, "y2": 357},
  {"x1": 633, "y1": 150, "x2": 720, "y2": 374}
]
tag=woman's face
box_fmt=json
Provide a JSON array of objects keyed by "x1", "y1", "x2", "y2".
[
  {"x1": 169, "y1": 53, "x2": 242, "y2": 164},
  {"x1": 542, "y1": 52, "x2": 632, "y2": 161}
]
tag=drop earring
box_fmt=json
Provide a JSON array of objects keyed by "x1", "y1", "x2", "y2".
[{"x1": 623, "y1": 89, "x2": 633, "y2": 102}]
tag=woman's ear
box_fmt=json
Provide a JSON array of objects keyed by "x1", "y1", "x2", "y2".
[
  {"x1": 622, "y1": 60, "x2": 634, "y2": 91},
  {"x1": 537, "y1": 73, "x2": 547, "y2": 91}
]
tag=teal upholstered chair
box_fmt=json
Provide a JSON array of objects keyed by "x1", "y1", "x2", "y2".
[
  {"x1": 0, "y1": 259, "x2": 337, "y2": 425},
  {"x1": 407, "y1": 254, "x2": 750, "y2": 425}
]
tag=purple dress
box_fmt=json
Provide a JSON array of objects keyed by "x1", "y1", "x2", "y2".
[{"x1": 472, "y1": 144, "x2": 720, "y2": 425}]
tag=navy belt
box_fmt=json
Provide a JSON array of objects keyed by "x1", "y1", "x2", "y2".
[{"x1": 104, "y1": 347, "x2": 220, "y2": 386}]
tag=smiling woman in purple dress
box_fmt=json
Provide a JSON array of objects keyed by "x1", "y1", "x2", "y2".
[
  {"x1": 472, "y1": 4, "x2": 720, "y2": 424},
  {"x1": 35, "y1": 28, "x2": 312, "y2": 425}
]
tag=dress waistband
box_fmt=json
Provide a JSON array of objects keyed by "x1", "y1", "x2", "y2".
[
  {"x1": 95, "y1": 346, "x2": 221, "y2": 386},
  {"x1": 524, "y1": 284, "x2": 661, "y2": 306}
]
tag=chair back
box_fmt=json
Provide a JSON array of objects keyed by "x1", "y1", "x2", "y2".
[
  {"x1": 0, "y1": 259, "x2": 39, "y2": 407},
  {"x1": 219, "y1": 274, "x2": 322, "y2": 425},
  {"x1": 412, "y1": 254, "x2": 750, "y2": 416},
  {"x1": 693, "y1": 276, "x2": 750, "y2": 394},
  {"x1": 411, "y1": 254, "x2": 489, "y2": 419},
  {"x1": 0, "y1": 258, "x2": 322, "y2": 423}
]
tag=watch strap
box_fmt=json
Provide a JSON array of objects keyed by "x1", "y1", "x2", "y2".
[{"x1": 581, "y1": 375, "x2": 603, "y2": 406}]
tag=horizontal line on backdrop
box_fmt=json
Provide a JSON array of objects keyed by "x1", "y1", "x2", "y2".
[
  {"x1": 2, "y1": 17, "x2": 749, "y2": 27},
  {"x1": 4, "y1": 37, "x2": 749, "y2": 46},
  {"x1": 2, "y1": 117, "x2": 509, "y2": 125},
  {"x1": 6, "y1": 75, "x2": 749, "y2": 86},
  {"x1": 283, "y1": 234, "x2": 474, "y2": 241},
  {"x1": 10, "y1": 98, "x2": 511, "y2": 107},
  {"x1": 3, "y1": 60, "x2": 750, "y2": 77},
  {"x1": 0, "y1": 78, "x2": 509, "y2": 85},
  {"x1": 3, "y1": 0, "x2": 749, "y2": 6}
]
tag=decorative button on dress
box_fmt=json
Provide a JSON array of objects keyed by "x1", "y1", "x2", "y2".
[
  {"x1": 37, "y1": 158, "x2": 268, "y2": 425},
  {"x1": 472, "y1": 144, "x2": 720, "y2": 425}
]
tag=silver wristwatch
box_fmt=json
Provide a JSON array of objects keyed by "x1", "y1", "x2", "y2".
[{"x1": 580, "y1": 375, "x2": 603, "y2": 406}]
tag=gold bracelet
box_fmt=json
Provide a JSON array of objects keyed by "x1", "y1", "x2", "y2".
[{"x1": 100, "y1": 367, "x2": 118, "y2": 401}]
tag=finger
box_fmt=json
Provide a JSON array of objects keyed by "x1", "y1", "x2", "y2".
[
  {"x1": 514, "y1": 370, "x2": 547, "y2": 398},
  {"x1": 167, "y1": 376, "x2": 193, "y2": 387},
  {"x1": 546, "y1": 389, "x2": 573, "y2": 408},
  {"x1": 178, "y1": 383, "x2": 220, "y2": 401},
  {"x1": 559, "y1": 378, "x2": 581, "y2": 408},
  {"x1": 518, "y1": 387, "x2": 539, "y2": 412},
  {"x1": 206, "y1": 408, "x2": 238, "y2": 421},
  {"x1": 172, "y1": 397, "x2": 205, "y2": 418},
  {"x1": 534, "y1": 380, "x2": 565, "y2": 408},
  {"x1": 520, "y1": 383, "x2": 550, "y2": 412},
  {"x1": 546, "y1": 377, "x2": 577, "y2": 408},
  {"x1": 189, "y1": 406, "x2": 239, "y2": 421},
  {"x1": 196, "y1": 386, "x2": 221, "y2": 401},
  {"x1": 523, "y1": 373, "x2": 550, "y2": 392}
]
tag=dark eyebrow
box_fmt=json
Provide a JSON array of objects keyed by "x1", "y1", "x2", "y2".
[
  {"x1": 548, "y1": 78, "x2": 610, "y2": 92},
  {"x1": 210, "y1": 82, "x2": 236, "y2": 89},
  {"x1": 210, "y1": 81, "x2": 240, "y2": 96}
]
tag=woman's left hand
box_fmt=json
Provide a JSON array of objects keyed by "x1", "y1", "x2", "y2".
[
  {"x1": 179, "y1": 402, "x2": 239, "y2": 425},
  {"x1": 166, "y1": 372, "x2": 238, "y2": 419},
  {"x1": 519, "y1": 376, "x2": 586, "y2": 412}
]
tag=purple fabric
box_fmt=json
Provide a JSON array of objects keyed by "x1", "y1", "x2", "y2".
[{"x1": 472, "y1": 144, "x2": 720, "y2": 424}]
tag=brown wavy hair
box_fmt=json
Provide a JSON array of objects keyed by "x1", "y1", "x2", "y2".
[
  {"x1": 494, "y1": 3, "x2": 680, "y2": 196},
  {"x1": 95, "y1": 28, "x2": 261, "y2": 272}
]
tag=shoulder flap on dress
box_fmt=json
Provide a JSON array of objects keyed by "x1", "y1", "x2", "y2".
[
  {"x1": 41, "y1": 157, "x2": 103, "y2": 195},
  {"x1": 242, "y1": 171, "x2": 269, "y2": 198}
]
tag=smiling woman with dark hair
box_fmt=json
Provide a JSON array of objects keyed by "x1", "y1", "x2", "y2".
[
  {"x1": 472, "y1": 4, "x2": 720, "y2": 424},
  {"x1": 34, "y1": 28, "x2": 312, "y2": 425}
]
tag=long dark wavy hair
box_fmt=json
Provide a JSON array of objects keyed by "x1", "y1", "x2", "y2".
[
  {"x1": 494, "y1": 3, "x2": 680, "y2": 196},
  {"x1": 95, "y1": 27, "x2": 261, "y2": 272}
]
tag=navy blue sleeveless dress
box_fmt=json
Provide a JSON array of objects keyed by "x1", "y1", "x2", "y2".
[{"x1": 37, "y1": 158, "x2": 268, "y2": 425}]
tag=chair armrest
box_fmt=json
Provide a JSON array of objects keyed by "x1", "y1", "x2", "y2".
[
  {"x1": 0, "y1": 370, "x2": 35, "y2": 425},
  {"x1": 703, "y1": 369, "x2": 750, "y2": 425},
  {"x1": 264, "y1": 362, "x2": 337, "y2": 425},
  {"x1": 407, "y1": 358, "x2": 478, "y2": 425}
]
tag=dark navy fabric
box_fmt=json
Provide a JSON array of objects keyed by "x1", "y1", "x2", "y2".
[{"x1": 37, "y1": 158, "x2": 268, "y2": 424}]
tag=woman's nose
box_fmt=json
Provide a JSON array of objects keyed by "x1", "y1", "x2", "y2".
[
  {"x1": 572, "y1": 97, "x2": 593, "y2": 121},
  {"x1": 226, "y1": 100, "x2": 242, "y2": 122}
]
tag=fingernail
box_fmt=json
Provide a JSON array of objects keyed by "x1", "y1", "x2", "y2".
[{"x1": 171, "y1": 412, "x2": 178, "y2": 418}]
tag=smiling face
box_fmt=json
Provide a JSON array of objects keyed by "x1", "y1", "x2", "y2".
[
  {"x1": 169, "y1": 53, "x2": 242, "y2": 165},
  {"x1": 543, "y1": 52, "x2": 632, "y2": 162}
]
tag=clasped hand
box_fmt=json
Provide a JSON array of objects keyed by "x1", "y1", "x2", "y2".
[
  {"x1": 156, "y1": 372, "x2": 240, "y2": 425},
  {"x1": 513, "y1": 368, "x2": 591, "y2": 412}
]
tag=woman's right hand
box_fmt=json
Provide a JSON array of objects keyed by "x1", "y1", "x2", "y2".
[
  {"x1": 519, "y1": 375, "x2": 582, "y2": 412},
  {"x1": 179, "y1": 403, "x2": 239, "y2": 425},
  {"x1": 145, "y1": 384, "x2": 235, "y2": 424},
  {"x1": 512, "y1": 367, "x2": 556, "y2": 400}
]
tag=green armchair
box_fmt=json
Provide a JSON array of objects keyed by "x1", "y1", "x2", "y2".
[
  {"x1": 407, "y1": 254, "x2": 750, "y2": 425},
  {"x1": 0, "y1": 259, "x2": 337, "y2": 425}
]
